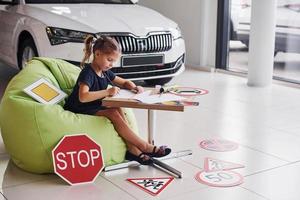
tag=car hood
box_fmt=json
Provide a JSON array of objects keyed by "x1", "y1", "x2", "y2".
[{"x1": 21, "y1": 4, "x2": 177, "y2": 36}]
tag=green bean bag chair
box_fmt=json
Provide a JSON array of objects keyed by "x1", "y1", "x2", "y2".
[{"x1": 0, "y1": 57, "x2": 138, "y2": 174}]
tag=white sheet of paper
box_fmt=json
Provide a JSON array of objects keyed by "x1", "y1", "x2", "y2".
[
  {"x1": 111, "y1": 89, "x2": 186, "y2": 104},
  {"x1": 135, "y1": 92, "x2": 187, "y2": 104},
  {"x1": 113, "y1": 89, "x2": 136, "y2": 99}
]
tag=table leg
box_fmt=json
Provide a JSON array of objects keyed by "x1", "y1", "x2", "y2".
[
  {"x1": 104, "y1": 150, "x2": 192, "y2": 173},
  {"x1": 104, "y1": 109, "x2": 192, "y2": 178},
  {"x1": 146, "y1": 109, "x2": 193, "y2": 179},
  {"x1": 147, "y1": 109, "x2": 156, "y2": 145}
]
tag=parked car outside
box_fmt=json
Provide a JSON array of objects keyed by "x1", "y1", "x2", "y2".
[
  {"x1": 0, "y1": 0, "x2": 186, "y2": 85},
  {"x1": 231, "y1": 0, "x2": 300, "y2": 55}
]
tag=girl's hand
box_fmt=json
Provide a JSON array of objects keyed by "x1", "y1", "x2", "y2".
[
  {"x1": 107, "y1": 87, "x2": 120, "y2": 97},
  {"x1": 133, "y1": 86, "x2": 144, "y2": 94}
]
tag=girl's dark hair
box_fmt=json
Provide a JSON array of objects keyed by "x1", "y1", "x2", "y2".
[{"x1": 80, "y1": 35, "x2": 121, "y2": 69}]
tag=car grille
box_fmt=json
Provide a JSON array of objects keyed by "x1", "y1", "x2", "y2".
[
  {"x1": 111, "y1": 54, "x2": 185, "y2": 79},
  {"x1": 64, "y1": 54, "x2": 184, "y2": 80},
  {"x1": 113, "y1": 62, "x2": 181, "y2": 79},
  {"x1": 112, "y1": 33, "x2": 172, "y2": 54}
]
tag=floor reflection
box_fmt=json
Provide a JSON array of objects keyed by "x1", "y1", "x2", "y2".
[{"x1": 229, "y1": 41, "x2": 300, "y2": 82}]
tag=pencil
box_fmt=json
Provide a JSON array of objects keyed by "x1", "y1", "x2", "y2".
[
  {"x1": 102, "y1": 72, "x2": 119, "y2": 94},
  {"x1": 102, "y1": 72, "x2": 115, "y2": 86}
]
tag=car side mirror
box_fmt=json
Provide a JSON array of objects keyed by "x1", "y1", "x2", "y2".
[{"x1": 131, "y1": 0, "x2": 139, "y2": 4}]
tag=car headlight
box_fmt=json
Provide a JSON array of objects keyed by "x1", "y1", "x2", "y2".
[
  {"x1": 172, "y1": 26, "x2": 183, "y2": 40},
  {"x1": 46, "y1": 27, "x2": 92, "y2": 45}
]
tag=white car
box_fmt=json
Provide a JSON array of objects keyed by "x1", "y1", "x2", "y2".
[
  {"x1": 0, "y1": 0, "x2": 185, "y2": 85},
  {"x1": 231, "y1": 0, "x2": 300, "y2": 55}
]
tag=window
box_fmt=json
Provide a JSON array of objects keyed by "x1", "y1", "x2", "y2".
[{"x1": 227, "y1": 0, "x2": 300, "y2": 83}]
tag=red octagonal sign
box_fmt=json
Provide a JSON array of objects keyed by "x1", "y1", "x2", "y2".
[{"x1": 52, "y1": 134, "x2": 104, "y2": 185}]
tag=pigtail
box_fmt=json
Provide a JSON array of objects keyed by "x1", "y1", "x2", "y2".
[
  {"x1": 80, "y1": 35, "x2": 121, "y2": 69},
  {"x1": 80, "y1": 35, "x2": 95, "y2": 69}
]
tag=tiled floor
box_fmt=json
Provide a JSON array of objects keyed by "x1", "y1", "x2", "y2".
[{"x1": 1, "y1": 62, "x2": 300, "y2": 199}]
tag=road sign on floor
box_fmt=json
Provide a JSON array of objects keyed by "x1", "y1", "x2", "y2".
[
  {"x1": 199, "y1": 139, "x2": 238, "y2": 152},
  {"x1": 52, "y1": 134, "x2": 104, "y2": 185},
  {"x1": 127, "y1": 177, "x2": 174, "y2": 196},
  {"x1": 195, "y1": 170, "x2": 243, "y2": 187},
  {"x1": 204, "y1": 157, "x2": 245, "y2": 172}
]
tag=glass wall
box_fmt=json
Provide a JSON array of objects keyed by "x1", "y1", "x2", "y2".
[
  {"x1": 273, "y1": 0, "x2": 300, "y2": 81},
  {"x1": 229, "y1": 0, "x2": 300, "y2": 83},
  {"x1": 229, "y1": 0, "x2": 251, "y2": 73}
]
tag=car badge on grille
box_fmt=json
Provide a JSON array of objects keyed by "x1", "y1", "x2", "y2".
[{"x1": 137, "y1": 39, "x2": 146, "y2": 51}]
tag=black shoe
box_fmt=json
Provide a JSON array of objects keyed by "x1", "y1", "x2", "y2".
[
  {"x1": 125, "y1": 151, "x2": 153, "y2": 165},
  {"x1": 146, "y1": 146, "x2": 172, "y2": 158}
]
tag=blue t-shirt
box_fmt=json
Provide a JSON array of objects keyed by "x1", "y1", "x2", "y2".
[{"x1": 64, "y1": 64, "x2": 116, "y2": 115}]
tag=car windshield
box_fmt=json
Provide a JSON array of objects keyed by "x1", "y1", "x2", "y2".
[{"x1": 25, "y1": 0, "x2": 132, "y2": 4}]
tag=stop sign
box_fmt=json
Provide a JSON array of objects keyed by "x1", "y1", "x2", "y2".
[{"x1": 52, "y1": 134, "x2": 104, "y2": 185}]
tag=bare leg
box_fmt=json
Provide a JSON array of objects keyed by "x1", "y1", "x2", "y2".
[
  {"x1": 117, "y1": 107, "x2": 126, "y2": 120},
  {"x1": 106, "y1": 107, "x2": 126, "y2": 121},
  {"x1": 96, "y1": 108, "x2": 168, "y2": 157},
  {"x1": 96, "y1": 108, "x2": 151, "y2": 152}
]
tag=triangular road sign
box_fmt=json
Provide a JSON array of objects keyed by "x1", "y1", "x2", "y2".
[
  {"x1": 204, "y1": 157, "x2": 245, "y2": 172},
  {"x1": 127, "y1": 177, "x2": 174, "y2": 196}
]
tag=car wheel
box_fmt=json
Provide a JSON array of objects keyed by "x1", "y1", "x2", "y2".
[
  {"x1": 17, "y1": 38, "x2": 38, "y2": 69},
  {"x1": 144, "y1": 77, "x2": 172, "y2": 86}
]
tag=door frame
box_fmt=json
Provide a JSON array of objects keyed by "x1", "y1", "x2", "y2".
[{"x1": 215, "y1": 0, "x2": 230, "y2": 70}]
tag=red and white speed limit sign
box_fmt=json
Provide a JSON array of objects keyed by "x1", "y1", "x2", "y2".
[
  {"x1": 195, "y1": 170, "x2": 243, "y2": 187},
  {"x1": 52, "y1": 134, "x2": 104, "y2": 185},
  {"x1": 199, "y1": 139, "x2": 238, "y2": 152}
]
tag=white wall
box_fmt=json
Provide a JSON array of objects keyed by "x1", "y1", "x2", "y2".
[{"x1": 139, "y1": 0, "x2": 218, "y2": 68}]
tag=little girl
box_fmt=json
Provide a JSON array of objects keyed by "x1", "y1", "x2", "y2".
[{"x1": 64, "y1": 35, "x2": 171, "y2": 165}]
